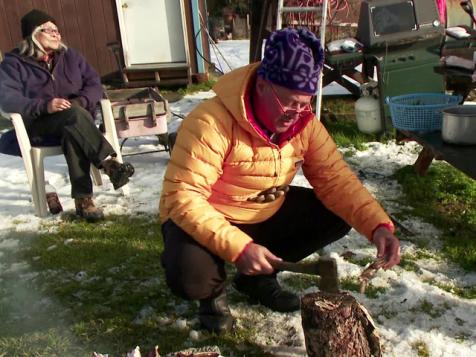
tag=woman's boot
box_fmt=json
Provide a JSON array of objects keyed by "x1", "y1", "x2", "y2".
[
  {"x1": 74, "y1": 196, "x2": 104, "y2": 222},
  {"x1": 101, "y1": 158, "x2": 135, "y2": 190}
]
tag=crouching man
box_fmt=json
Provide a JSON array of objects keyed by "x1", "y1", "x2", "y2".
[{"x1": 159, "y1": 27, "x2": 400, "y2": 334}]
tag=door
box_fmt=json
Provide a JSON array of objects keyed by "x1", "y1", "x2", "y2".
[{"x1": 116, "y1": 0, "x2": 188, "y2": 67}]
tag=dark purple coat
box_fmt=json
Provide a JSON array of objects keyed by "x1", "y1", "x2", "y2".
[{"x1": 0, "y1": 47, "x2": 103, "y2": 126}]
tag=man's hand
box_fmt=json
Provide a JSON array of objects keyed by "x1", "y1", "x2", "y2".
[
  {"x1": 47, "y1": 98, "x2": 71, "y2": 113},
  {"x1": 234, "y1": 243, "x2": 282, "y2": 275},
  {"x1": 372, "y1": 227, "x2": 401, "y2": 269}
]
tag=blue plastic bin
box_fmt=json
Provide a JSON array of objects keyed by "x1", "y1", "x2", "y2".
[{"x1": 386, "y1": 93, "x2": 461, "y2": 132}]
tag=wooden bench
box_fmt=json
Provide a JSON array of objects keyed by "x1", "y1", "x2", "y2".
[
  {"x1": 106, "y1": 42, "x2": 190, "y2": 88},
  {"x1": 409, "y1": 64, "x2": 475, "y2": 180},
  {"x1": 400, "y1": 130, "x2": 476, "y2": 180}
]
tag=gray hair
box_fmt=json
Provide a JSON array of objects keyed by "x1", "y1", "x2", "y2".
[{"x1": 17, "y1": 26, "x2": 67, "y2": 59}]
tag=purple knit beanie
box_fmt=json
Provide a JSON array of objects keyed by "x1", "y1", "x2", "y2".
[{"x1": 257, "y1": 27, "x2": 324, "y2": 94}]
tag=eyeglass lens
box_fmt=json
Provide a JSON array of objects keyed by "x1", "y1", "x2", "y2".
[
  {"x1": 269, "y1": 83, "x2": 312, "y2": 117},
  {"x1": 41, "y1": 28, "x2": 60, "y2": 35}
]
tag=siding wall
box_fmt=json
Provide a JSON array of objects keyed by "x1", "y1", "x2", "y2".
[
  {"x1": 0, "y1": 0, "x2": 123, "y2": 77},
  {"x1": 0, "y1": 0, "x2": 209, "y2": 79}
]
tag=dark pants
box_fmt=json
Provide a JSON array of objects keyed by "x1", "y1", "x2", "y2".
[
  {"x1": 161, "y1": 186, "x2": 351, "y2": 301},
  {"x1": 27, "y1": 106, "x2": 114, "y2": 198}
]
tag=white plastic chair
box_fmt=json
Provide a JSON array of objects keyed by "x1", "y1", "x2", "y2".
[{"x1": 8, "y1": 105, "x2": 125, "y2": 217}]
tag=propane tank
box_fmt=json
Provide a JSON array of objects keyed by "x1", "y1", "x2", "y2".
[{"x1": 355, "y1": 83, "x2": 382, "y2": 134}]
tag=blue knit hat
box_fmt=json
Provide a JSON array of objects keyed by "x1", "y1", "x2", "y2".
[{"x1": 257, "y1": 27, "x2": 324, "y2": 94}]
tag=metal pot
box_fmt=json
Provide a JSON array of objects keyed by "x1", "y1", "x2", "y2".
[{"x1": 442, "y1": 106, "x2": 476, "y2": 145}]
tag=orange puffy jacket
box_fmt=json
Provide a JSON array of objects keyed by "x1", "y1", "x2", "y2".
[{"x1": 160, "y1": 63, "x2": 392, "y2": 262}]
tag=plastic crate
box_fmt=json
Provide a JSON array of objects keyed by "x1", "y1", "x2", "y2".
[{"x1": 386, "y1": 93, "x2": 461, "y2": 132}]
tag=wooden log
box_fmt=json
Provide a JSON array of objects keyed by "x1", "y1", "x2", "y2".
[{"x1": 301, "y1": 292, "x2": 381, "y2": 357}]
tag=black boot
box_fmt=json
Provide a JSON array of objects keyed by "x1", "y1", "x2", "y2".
[
  {"x1": 101, "y1": 158, "x2": 135, "y2": 190},
  {"x1": 233, "y1": 273, "x2": 300, "y2": 312},
  {"x1": 198, "y1": 291, "x2": 235, "y2": 334}
]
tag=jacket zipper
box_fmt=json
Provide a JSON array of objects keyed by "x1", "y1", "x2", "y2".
[
  {"x1": 271, "y1": 147, "x2": 281, "y2": 180},
  {"x1": 17, "y1": 53, "x2": 57, "y2": 83}
]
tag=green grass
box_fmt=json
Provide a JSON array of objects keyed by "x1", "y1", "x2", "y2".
[
  {"x1": 321, "y1": 96, "x2": 386, "y2": 150},
  {"x1": 422, "y1": 278, "x2": 476, "y2": 299},
  {"x1": 280, "y1": 273, "x2": 319, "y2": 291},
  {"x1": 0, "y1": 215, "x2": 269, "y2": 356},
  {"x1": 159, "y1": 79, "x2": 217, "y2": 101},
  {"x1": 326, "y1": 119, "x2": 379, "y2": 150},
  {"x1": 394, "y1": 164, "x2": 476, "y2": 271},
  {"x1": 411, "y1": 299, "x2": 451, "y2": 319},
  {"x1": 378, "y1": 306, "x2": 398, "y2": 320},
  {"x1": 344, "y1": 255, "x2": 375, "y2": 267},
  {"x1": 340, "y1": 277, "x2": 388, "y2": 299},
  {"x1": 399, "y1": 250, "x2": 443, "y2": 273},
  {"x1": 411, "y1": 340, "x2": 430, "y2": 357},
  {"x1": 399, "y1": 254, "x2": 422, "y2": 273},
  {"x1": 281, "y1": 274, "x2": 388, "y2": 299},
  {"x1": 322, "y1": 96, "x2": 356, "y2": 117},
  {"x1": 178, "y1": 80, "x2": 217, "y2": 96}
]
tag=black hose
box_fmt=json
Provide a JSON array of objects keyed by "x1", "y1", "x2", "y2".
[{"x1": 194, "y1": 27, "x2": 225, "y2": 75}]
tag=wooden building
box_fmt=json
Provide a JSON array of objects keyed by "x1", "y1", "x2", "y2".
[{"x1": 0, "y1": 0, "x2": 211, "y2": 86}]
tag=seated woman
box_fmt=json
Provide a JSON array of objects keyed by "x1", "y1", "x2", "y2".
[{"x1": 0, "y1": 9, "x2": 134, "y2": 221}]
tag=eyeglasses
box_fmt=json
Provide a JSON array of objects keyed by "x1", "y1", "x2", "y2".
[
  {"x1": 40, "y1": 28, "x2": 60, "y2": 36},
  {"x1": 268, "y1": 83, "x2": 313, "y2": 120}
]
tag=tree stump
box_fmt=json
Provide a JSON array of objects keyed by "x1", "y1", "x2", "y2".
[{"x1": 301, "y1": 292, "x2": 381, "y2": 357}]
